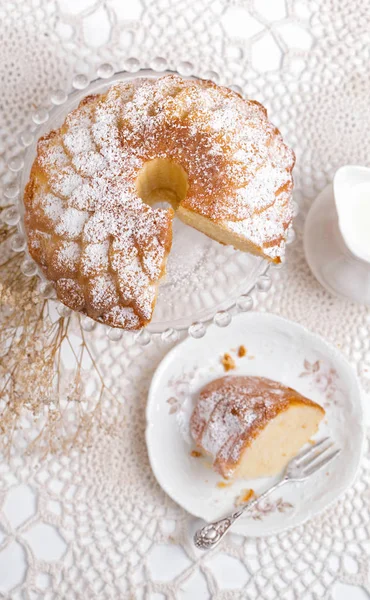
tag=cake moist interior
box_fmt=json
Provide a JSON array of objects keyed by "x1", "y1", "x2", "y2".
[
  {"x1": 135, "y1": 157, "x2": 274, "y2": 256},
  {"x1": 136, "y1": 157, "x2": 189, "y2": 209}
]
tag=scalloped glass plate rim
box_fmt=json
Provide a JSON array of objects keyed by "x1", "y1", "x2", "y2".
[{"x1": 10, "y1": 63, "x2": 286, "y2": 335}]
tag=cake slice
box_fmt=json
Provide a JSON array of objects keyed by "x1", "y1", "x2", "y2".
[{"x1": 190, "y1": 376, "x2": 325, "y2": 479}]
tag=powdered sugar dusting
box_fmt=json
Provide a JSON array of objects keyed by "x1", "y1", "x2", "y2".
[
  {"x1": 87, "y1": 274, "x2": 119, "y2": 314},
  {"x1": 56, "y1": 278, "x2": 85, "y2": 311},
  {"x1": 104, "y1": 305, "x2": 141, "y2": 330},
  {"x1": 41, "y1": 193, "x2": 64, "y2": 223},
  {"x1": 72, "y1": 151, "x2": 107, "y2": 177},
  {"x1": 81, "y1": 241, "x2": 109, "y2": 276},
  {"x1": 55, "y1": 208, "x2": 89, "y2": 239},
  {"x1": 63, "y1": 127, "x2": 94, "y2": 155},
  {"x1": 50, "y1": 167, "x2": 84, "y2": 198},
  {"x1": 53, "y1": 241, "x2": 81, "y2": 275},
  {"x1": 191, "y1": 376, "x2": 300, "y2": 477},
  {"x1": 227, "y1": 193, "x2": 292, "y2": 260},
  {"x1": 26, "y1": 74, "x2": 294, "y2": 328}
]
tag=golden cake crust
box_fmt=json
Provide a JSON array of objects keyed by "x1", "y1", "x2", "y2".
[
  {"x1": 24, "y1": 75, "x2": 295, "y2": 329},
  {"x1": 190, "y1": 375, "x2": 325, "y2": 478}
]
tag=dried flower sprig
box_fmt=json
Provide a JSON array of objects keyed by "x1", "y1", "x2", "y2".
[{"x1": 0, "y1": 215, "x2": 119, "y2": 457}]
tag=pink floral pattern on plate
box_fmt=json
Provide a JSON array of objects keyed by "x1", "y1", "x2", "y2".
[
  {"x1": 247, "y1": 497, "x2": 294, "y2": 521},
  {"x1": 166, "y1": 367, "x2": 199, "y2": 416},
  {"x1": 167, "y1": 397, "x2": 181, "y2": 415},
  {"x1": 299, "y1": 359, "x2": 339, "y2": 401}
]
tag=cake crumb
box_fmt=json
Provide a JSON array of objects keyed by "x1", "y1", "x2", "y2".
[
  {"x1": 235, "y1": 488, "x2": 255, "y2": 506},
  {"x1": 222, "y1": 353, "x2": 236, "y2": 371},
  {"x1": 238, "y1": 345, "x2": 247, "y2": 357},
  {"x1": 190, "y1": 450, "x2": 202, "y2": 458},
  {"x1": 217, "y1": 481, "x2": 233, "y2": 488}
]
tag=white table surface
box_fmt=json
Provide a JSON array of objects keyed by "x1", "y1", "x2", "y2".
[{"x1": 1, "y1": 0, "x2": 369, "y2": 598}]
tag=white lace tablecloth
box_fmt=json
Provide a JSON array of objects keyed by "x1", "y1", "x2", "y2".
[{"x1": 1, "y1": 1, "x2": 370, "y2": 598}]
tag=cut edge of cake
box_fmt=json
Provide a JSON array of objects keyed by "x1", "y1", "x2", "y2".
[{"x1": 222, "y1": 400, "x2": 325, "y2": 480}]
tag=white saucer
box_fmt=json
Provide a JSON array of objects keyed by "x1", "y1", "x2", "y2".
[
  {"x1": 146, "y1": 312, "x2": 364, "y2": 536},
  {"x1": 304, "y1": 184, "x2": 370, "y2": 305}
]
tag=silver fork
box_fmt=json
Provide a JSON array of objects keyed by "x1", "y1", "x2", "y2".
[{"x1": 194, "y1": 437, "x2": 340, "y2": 550}]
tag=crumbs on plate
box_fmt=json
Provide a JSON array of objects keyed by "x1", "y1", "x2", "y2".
[
  {"x1": 221, "y1": 345, "x2": 249, "y2": 372},
  {"x1": 221, "y1": 353, "x2": 236, "y2": 372},
  {"x1": 217, "y1": 481, "x2": 233, "y2": 488},
  {"x1": 235, "y1": 488, "x2": 255, "y2": 507},
  {"x1": 190, "y1": 450, "x2": 202, "y2": 458}
]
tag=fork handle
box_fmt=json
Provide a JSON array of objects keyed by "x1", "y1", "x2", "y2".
[{"x1": 194, "y1": 479, "x2": 286, "y2": 550}]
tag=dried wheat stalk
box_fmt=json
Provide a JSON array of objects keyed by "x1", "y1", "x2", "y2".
[{"x1": 0, "y1": 213, "x2": 118, "y2": 457}]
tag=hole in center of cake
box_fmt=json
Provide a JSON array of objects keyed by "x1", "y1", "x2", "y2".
[{"x1": 136, "y1": 158, "x2": 188, "y2": 209}]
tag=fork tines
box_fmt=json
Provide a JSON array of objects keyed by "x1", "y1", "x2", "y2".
[{"x1": 293, "y1": 437, "x2": 341, "y2": 477}]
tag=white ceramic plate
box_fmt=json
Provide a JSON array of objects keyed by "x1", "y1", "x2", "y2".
[{"x1": 146, "y1": 312, "x2": 365, "y2": 536}]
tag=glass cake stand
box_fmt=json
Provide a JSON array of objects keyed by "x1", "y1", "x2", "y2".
[{"x1": 4, "y1": 61, "x2": 290, "y2": 341}]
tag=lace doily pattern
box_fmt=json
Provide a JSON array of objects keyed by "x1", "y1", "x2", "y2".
[
  {"x1": 0, "y1": 335, "x2": 369, "y2": 598},
  {"x1": 1, "y1": 0, "x2": 370, "y2": 598}
]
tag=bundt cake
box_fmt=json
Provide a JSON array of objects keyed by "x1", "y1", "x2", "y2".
[
  {"x1": 24, "y1": 75, "x2": 295, "y2": 329},
  {"x1": 190, "y1": 376, "x2": 325, "y2": 479}
]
